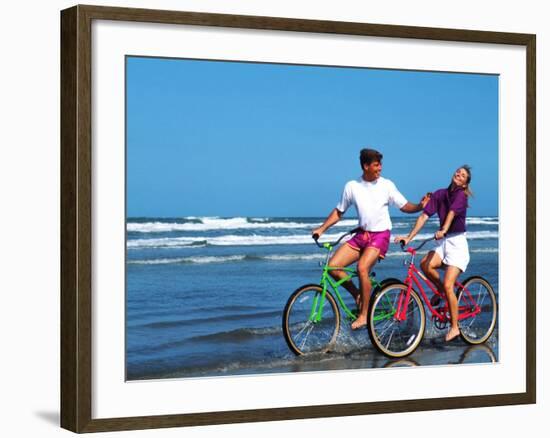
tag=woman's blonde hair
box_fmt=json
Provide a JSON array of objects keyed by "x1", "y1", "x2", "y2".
[
  {"x1": 448, "y1": 165, "x2": 474, "y2": 204},
  {"x1": 460, "y1": 164, "x2": 474, "y2": 198}
]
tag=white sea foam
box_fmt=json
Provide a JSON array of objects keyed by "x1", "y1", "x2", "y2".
[
  {"x1": 127, "y1": 218, "x2": 314, "y2": 233},
  {"x1": 207, "y1": 234, "x2": 328, "y2": 246},
  {"x1": 467, "y1": 217, "x2": 499, "y2": 225},
  {"x1": 129, "y1": 247, "x2": 497, "y2": 265},
  {"x1": 464, "y1": 231, "x2": 499, "y2": 239},
  {"x1": 426, "y1": 217, "x2": 498, "y2": 226},
  {"x1": 396, "y1": 231, "x2": 499, "y2": 241},
  {"x1": 391, "y1": 222, "x2": 410, "y2": 228},
  {"x1": 129, "y1": 255, "x2": 247, "y2": 265},
  {"x1": 128, "y1": 254, "x2": 325, "y2": 265},
  {"x1": 127, "y1": 237, "x2": 207, "y2": 248},
  {"x1": 384, "y1": 247, "x2": 498, "y2": 258},
  {"x1": 127, "y1": 230, "x2": 497, "y2": 250},
  {"x1": 127, "y1": 232, "x2": 349, "y2": 249},
  {"x1": 263, "y1": 254, "x2": 325, "y2": 261},
  {"x1": 127, "y1": 216, "x2": 498, "y2": 233},
  {"x1": 127, "y1": 217, "x2": 360, "y2": 233}
]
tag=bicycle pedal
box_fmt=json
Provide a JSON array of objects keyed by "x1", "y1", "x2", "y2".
[{"x1": 433, "y1": 317, "x2": 449, "y2": 330}]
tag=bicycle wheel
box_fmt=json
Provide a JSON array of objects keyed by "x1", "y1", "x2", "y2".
[
  {"x1": 457, "y1": 276, "x2": 497, "y2": 344},
  {"x1": 282, "y1": 284, "x2": 340, "y2": 355},
  {"x1": 375, "y1": 277, "x2": 402, "y2": 292},
  {"x1": 368, "y1": 283, "x2": 426, "y2": 358}
]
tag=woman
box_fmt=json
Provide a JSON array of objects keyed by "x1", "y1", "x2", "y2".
[{"x1": 395, "y1": 165, "x2": 472, "y2": 342}]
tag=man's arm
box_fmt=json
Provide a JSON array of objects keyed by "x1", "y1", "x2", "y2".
[
  {"x1": 312, "y1": 208, "x2": 343, "y2": 237},
  {"x1": 400, "y1": 192, "x2": 431, "y2": 214},
  {"x1": 400, "y1": 202, "x2": 423, "y2": 213}
]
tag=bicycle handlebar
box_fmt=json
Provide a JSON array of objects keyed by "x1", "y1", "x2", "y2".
[
  {"x1": 399, "y1": 236, "x2": 438, "y2": 252},
  {"x1": 312, "y1": 227, "x2": 362, "y2": 248}
]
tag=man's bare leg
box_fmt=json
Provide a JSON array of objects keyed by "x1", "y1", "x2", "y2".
[
  {"x1": 327, "y1": 244, "x2": 361, "y2": 306},
  {"x1": 351, "y1": 247, "x2": 380, "y2": 330}
]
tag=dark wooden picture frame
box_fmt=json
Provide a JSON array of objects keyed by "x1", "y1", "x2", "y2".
[{"x1": 61, "y1": 4, "x2": 536, "y2": 433}]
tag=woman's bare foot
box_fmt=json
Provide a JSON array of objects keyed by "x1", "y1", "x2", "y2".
[
  {"x1": 351, "y1": 315, "x2": 367, "y2": 330},
  {"x1": 445, "y1": 327, "x2": 460, "y2": 342}
]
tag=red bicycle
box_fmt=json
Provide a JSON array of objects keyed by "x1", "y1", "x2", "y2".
[{"x1": 367, "y1": 238, "x2": 497, "y2": 358}]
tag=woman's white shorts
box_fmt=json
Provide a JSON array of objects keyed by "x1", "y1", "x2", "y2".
[{"x1": 432, "y1": 232, "x2": 470, "y2": 272}]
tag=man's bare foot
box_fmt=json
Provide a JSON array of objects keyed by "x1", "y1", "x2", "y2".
[
  {"x1": 445, "y1": 327, "x2": 460, "y2": 342},
  {"x1": 351, "y1": 315, "x2": 367, "y2": 330}
]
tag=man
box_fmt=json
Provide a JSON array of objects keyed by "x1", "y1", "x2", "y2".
[{"x1": 312, "y1": 148, "x2": 430, "y2": 330}]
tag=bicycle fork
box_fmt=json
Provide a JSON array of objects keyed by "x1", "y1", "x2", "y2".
[
  {"x1": 395, "y1": 281, "x2": 413, "y2": 322},
  {"x1": 308, "y1": 287, "x2": 326, "y2": 323}
]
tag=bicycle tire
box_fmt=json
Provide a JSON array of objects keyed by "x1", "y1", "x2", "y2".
[
  {"x1": 457, "y1": 276, "x2": 497, "y2": 345},
  {"x1": 374, "y1": 277, "x2": 402, "y2": 292},
  {"x1": 368, "y1": 283, "x2": 426, "y2": 358},
  {"x1": 282, "y1": 284, "x2": 340, "y2": 355}
]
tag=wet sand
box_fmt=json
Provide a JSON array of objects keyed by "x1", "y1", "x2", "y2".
[
  {"x1": 229, "y1": 326, "x2": 498, "y2": 376},
  {"x1": 157, "y1": 323, "x2": 498, "y2": 380}
]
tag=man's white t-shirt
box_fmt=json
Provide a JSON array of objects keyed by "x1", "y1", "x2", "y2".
[{"x1": 336, "y1": 176, "x2": 408, "y2": 232}]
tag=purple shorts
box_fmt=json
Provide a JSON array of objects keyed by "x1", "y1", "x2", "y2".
[{"x1": 346, "y1": 229, "x2": 391, "y2": 258}]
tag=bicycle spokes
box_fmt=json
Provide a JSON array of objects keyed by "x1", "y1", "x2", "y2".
[
  {"x1": 283, "y1": 286, "x2": 340, "y2": 355},
  {"x1": 457, "y1": 277, "x2": 497, "y2": 345},
  {"x1": 296, "y1": 321, "x2": 316, "y2": 351},
  {"x1": 372, "y1": 291, "x2": 398, "y2": 323},
  {"x1": 369, "y1": 284, "x2": 426, "y2": 358}
]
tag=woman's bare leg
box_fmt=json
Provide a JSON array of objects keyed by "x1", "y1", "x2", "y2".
[
  {"x1": 421, "y1": 251, "x2": 444, "y2": 294},
  {"x1": 443, "y1": 266, "x2": 462, "y2": 341}
]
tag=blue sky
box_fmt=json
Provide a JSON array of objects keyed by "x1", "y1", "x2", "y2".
[{"x1": 126, "y1": 56, "x2": 498, "y2": 217}]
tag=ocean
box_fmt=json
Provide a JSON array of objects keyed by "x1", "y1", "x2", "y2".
[{"x1": 125, "y1": 216, "x2": 499, "y2": 380}]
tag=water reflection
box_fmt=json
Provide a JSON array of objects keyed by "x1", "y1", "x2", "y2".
[
  {"x1": 282, "y1": 340, "x2": 497, "y2": 374},
  {"x1": 455, "y1": 344, "x2": 497, "y2": 364},
  {"x1": 383, "y1": 358, "x2": 420, "y2": 368},
  {"x1": 383, "y1": 344, "x2": 497, "y2": 368}
]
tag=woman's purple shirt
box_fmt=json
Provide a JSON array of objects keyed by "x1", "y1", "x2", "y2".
[{"x1": 423, "y1": 187, "x2": 468, "y2": 234}]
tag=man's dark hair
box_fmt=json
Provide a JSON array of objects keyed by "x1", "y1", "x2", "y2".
[{"x1": 360, "y1": 148, "x2": 383, "y2": 168}]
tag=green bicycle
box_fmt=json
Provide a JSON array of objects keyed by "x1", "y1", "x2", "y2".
[{"x1": 282, "y1": 228, "x2": 399, "y2": 355}]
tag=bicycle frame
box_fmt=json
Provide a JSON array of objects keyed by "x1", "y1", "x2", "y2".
[
  {"x1": 395, "y1": 246, "x2": 482, "y2": 323},
  {"x1": 319, "y1": 266, "x2": 359, "y2": 321},
  {"x1": 310, "y1": 239, "x2": 380, "y2": 323}
]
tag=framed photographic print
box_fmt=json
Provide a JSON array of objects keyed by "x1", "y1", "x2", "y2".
[{"x1": 60, "y1": 4, "x2": 536, "y2": 433}]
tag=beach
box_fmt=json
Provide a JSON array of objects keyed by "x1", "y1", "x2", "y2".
[{"x1": 126, "y1": 216, "x2": 499, "y2": 380}]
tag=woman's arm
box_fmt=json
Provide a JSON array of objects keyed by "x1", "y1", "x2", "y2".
[
  {"x1": 435, "y1": 210, "x2": 456, "y2": 240},
  {"x1": 394, "y1": 213, "x2": 430, "y2": 245}
]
